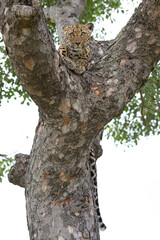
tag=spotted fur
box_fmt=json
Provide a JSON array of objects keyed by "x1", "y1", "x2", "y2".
[
  {"x1": 89, "y1": 148, "x2": 106, "y2": 231},
  {"x1": 58, "y1": 23, "x2": 94, "y2": 74}
]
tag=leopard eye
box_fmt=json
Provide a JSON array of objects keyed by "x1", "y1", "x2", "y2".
[
  {"x1": 81, "y1": 32, "x2": 86, "y2": 36},
  {"x1": 69, "y1": 33, "x2": 74, "y2": 37}
]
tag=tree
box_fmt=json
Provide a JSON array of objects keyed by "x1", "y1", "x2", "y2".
[
  {"x1": 105, "y1": 62, "x2": 160, "y2": 147},
  {"x1": 0, "y1": 0, "x2": 160, "y2": 239}
]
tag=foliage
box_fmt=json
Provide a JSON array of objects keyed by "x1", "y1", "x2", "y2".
[
  {"x1": 105, "y1": 63, "x2": 160, "y2": 147},
  {"x1": 0, "y1": 155, "x2": 15, "y2": 182},
  {"x1": 79, "y1": 0, "x2": 121, "y2": 24}
]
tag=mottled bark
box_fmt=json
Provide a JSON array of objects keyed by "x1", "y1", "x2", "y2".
[
  {"x1": 8, "y1": 153, "x2": 29, "y2": 188},
  {"x1": 45, "y1": 0, "x2": 87, "y2": 43},
  {"x1": 1, "y1": 0, "x2": 160, "y2": 239}
]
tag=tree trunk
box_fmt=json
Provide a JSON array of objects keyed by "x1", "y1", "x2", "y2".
[
  {"x1": 26, "y1": 115, "x2": 98, "y2": 239},
  {"x1": 1, "y1": 0, "x2": 160, "y2": 239}
]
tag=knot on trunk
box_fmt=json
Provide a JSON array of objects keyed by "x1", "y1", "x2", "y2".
[
  {"x1": 92, "y1": 129, "x2": 103, "y2": 159},
  {"x1": 8, "y1": 153, "x2": 30, "y2": 188}
]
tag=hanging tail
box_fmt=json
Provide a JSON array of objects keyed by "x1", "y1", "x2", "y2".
[{"x1": 89, "y1": 148, "x2": 107, "y2": 231}]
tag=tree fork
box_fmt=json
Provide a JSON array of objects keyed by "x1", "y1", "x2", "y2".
[{"x1": 1, "y1": 0, "x2": 160, "y2": 239}]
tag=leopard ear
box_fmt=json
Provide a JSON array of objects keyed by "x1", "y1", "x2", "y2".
[
  {"x1": 87, "y1": 23, "x2": 94, "y2": 31},
  {"x1": 62, "y1": 25, "x2": 70, "y2": 32},
  {"x1": 62, "y1": 26, "x2": 67, "y2": 31}
]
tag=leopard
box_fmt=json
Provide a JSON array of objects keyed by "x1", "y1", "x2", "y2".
[
  {"x1": 58, "y1": 23, "x2": 94, "y2": 74},
  {"x1": 89, "y1": 148, "x2": 107, "y2": 231}
]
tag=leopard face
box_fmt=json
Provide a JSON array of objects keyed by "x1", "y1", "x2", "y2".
[
  {"x1": 63, "y1": 23, "x2": 94, "y2": 50},
  {"x1": 58, "y1": 23, "x2": 94, "y2": 74}
]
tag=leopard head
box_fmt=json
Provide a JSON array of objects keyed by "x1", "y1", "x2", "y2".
[{"x1": 63, "y1": 23, "x2": 94, "y2": 50}]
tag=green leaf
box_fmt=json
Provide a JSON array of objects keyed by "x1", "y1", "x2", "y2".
[{"x1": 0, "y1": 156, "x2": 15, "y2": 182}]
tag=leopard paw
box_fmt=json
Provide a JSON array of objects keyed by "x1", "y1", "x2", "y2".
[
  {"x1": 63, "y1": 59, "x2": 76, "y2": 70},
  {"x1": 74, "y1": 66, "x2": 86, "y2": 74}
]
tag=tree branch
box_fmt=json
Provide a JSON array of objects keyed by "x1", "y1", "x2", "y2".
[
  {"x1": 1, "y1": 1, "x2": 63, "y2": 115},
  {"x1": 81, "y1": 0, "x2": 160, "y2": 130},
  {"x1": 144, "y1": 104, "x2": 160, "y2": 113},
  {"x1": 0, "y1": 154, "x2": 7, "y2": 157},
  {"x1": 0, "y1": 0, "x2": 7, "y2": 31},
  {"x1": 51, "y1": 0, "x2": 87, "y2": 43}
]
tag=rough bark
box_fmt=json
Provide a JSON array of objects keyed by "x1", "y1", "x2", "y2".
[
  {"x1": 8, "y1": 153, "x2": 29, "y2": 188},
  {"x1": 1, "y1": 0, "x2": 160, "y2": 239}
]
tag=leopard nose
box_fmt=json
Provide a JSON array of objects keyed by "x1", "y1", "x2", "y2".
[{"x1": 76, "y1": 42, "x2": 81, "y2": 46}]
